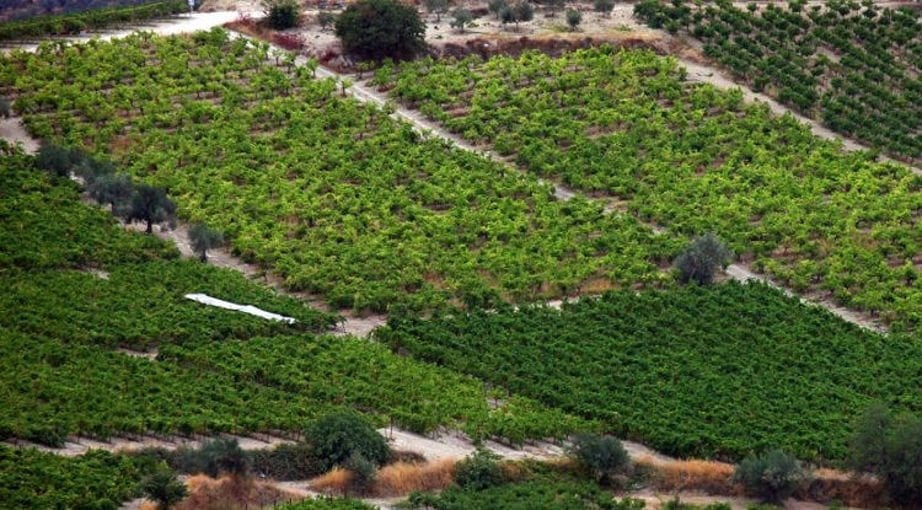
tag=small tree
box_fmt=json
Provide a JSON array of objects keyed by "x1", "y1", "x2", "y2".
[
  {"x1": 318, "y1": 11, "x2": 336, "y2": 31},
  {"x1": 198, "y1": 438, "x2": 250, "y2": 478},
  {"x1": 450, "y1": 8, "x2": 474, "y2": 32},
  {"x1": 189, "y1": 222, "x2": 224, "y2": 262},
  {"x1": 335, "y1": 0, "x2": 426, "y2": 61},
  {"x1": 0, "y1": 96, "x2": 10, "y2": 118},
  {"x1": 674, "y1": 233, "x2": 733, "y2": 285},
  {"x1": 140, "y1": 464, "x2": 187, "y2": 510},
  {"x1": 593, "y1": 0, "x2": 614, "y2": 15},
  {"x1": 488, "y1": 0, "x2": 507, "y2": 19},
  {"x1": 89, "y1": 173, "x2": 134, "y2": 216},
  {"x1": 261, "y1": 0, "x2": 301, "y2": 29},
  {"x1": 849, "y1": 405, "x2": 922, "y2": 507},
  {"x1": 305, "y1": 410, "x2": 391, "y2": 471},
  {"x1": 565, "y1": 8, "x2": 581, "y2": 30},
  {"x1": 36, "y1": 143, "x2": 83, "y2": 178},
  {"x1": 424, "y1": 0, "x2": 449, "y2": 22},
  {"x1": 734, "y1": 450, "x2": 807, "y2": 504},
  {"x1": 510, "y1": 1, "x2": 534, "y2": 30},
  {"x1": 567, "y1": 433, "x2": 630, "y2": 484},
  {"x1": 455, "y1": 448, "x2": 504, "y2": 490},
  {"x1": 123, "y1": 184, "x2": 176, "y2": 234}
]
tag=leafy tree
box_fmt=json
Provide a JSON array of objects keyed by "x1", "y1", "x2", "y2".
[
  {"x1": 567, "y1": 433, "x2": 629, "y2": 484},
  {"x1": 262, "y1": 0, "x2": 301, "y2": 30},
  {"x1": 189, "y1": 222, "x2": 224, "y2": 262},
  {"x1": 593, "y1": 0, "x2": 614, "y2": 15},
  {"x1": 674, "y1": 233, "x2": 732, "y2": 285},
  {"x1": 0, "y1": 96, "x2": 10, "y2": 118},
  {"x1": 305, "y1": 410, "x2": 390, "y2": 470},
  {"x1": 500, "y1": 1, "x2": 533, "y2": 30},
  {"x1": 197, "y1": 438, "x2": 250, "y2": 478},
  {"x1": 488, "y1": 0, "x2": 507, "y2": 19},
  {"x1": 140, "y1": 464, "x2": 187, "y2": 510},
  {"x1": 318, "y1": 11, "x2": 336, "y2": 31},
  {"x1": 849, "y1": 405, "x2": 922, "y2": 507},
  {"x1": 123, "y1": 184, "x2": 176, "y2": 234},
  {"x1": 36, "y1": 143, "x2": 83, "y2": 178},
  {"x1": 454, "y1": 448, "x2": 504, "y2": 490},
  {"x1": 335, "y1": 0, "x2": 426, "y2": 61},
  {"x1": 734, "y1": 449, "x2": 807, "y2": 504},
  {"x1": 566, "y1": 8, "x2": 581, "y2": 30},
  {"x1": 89, "y1": 173, "x2": 134, "y2": 216},
  {"x1": 450, "y1": 8, "x2": 474, "y2": 32},
  {"x1": 424, "y1": 0, "x2": 449, "y2": 22}
]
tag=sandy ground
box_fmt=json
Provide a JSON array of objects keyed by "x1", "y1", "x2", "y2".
[{"x1": 0, "y1": 116, "x2": 39, "y2": 153}]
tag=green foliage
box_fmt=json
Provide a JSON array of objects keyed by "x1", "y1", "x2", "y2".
[
  {"x1": 405, "y1": 477, "x2": 646, "y2": 509},
  {"x1": 380, "y1": 282, "x2": 922, "y2": 461},
  {"x1": 848, "y1": 405, "x2": 922, "y2": 507},
  {"x1": 189, "y1": 222, "x2": 224, "y2": 262},
  {"x1": 335, "y1": 0, "x2": 426, "y2": 61},
  {"x1": 304, "y1": 411, "x2": 390, "y2": 471},
  {"x1": 633, "y1": 0, "x2": 922, "y2": 160},
  {"x1": 317, "y1": 11, "x2": 337, "y2": 31},
  {"x1": 262, "y1": 0, "x2": 301, "y2": 30},
  {"x1": 592, "y1": 0, "x2": 613, "y2": 14},
  {"x1": 734, "y1": 450, "x2": 808, "y2": 504},
  {"x1": 250, "y1": 442, "x2": 327, "y2": 480},
  {"x1": 488, "y1": 0, "x2": 507, "y2": 18},
  {"x1": 281, "y1": 497, "x2": 376, "y2": 509},
  {"x1": 123, "y1": 183, "x2": 176, "y2": 234},
  {"x1": 140, "y1": 464, "x2": 187, "y2": 510},
  {"x1": 0, "y1": 33, "x2": 675, "y2": 314},
  {"x1": 89, "y1": 172, "x2": 134, "y2": 217},
  {"x1": 567, "y1": 433, "x2": 629, "y2": 483},
  {"x1": 674, "y1": 233, "x2": 732, "y2": 285},
  {"x1": 565, "y1": 8, "x2": 581, "y2": 30},
  {"x1": 345, "y1": 452, "x2": 377, "y2": 494},
  {"x1": 450, "y1": 8, "x2": 474, "y2": 32},
  {"x1": 194, "y1": 438, "x2": 250, "y2": 477},
  {"x1": 454, "y1": 448, "x2": 504, "y2": 490},
  {"x1": 424, "y1": 0, "x2": 449, "y2": 22},
  {"x1": 0, "y1": 446, "x2": 146, "y2": 509},
  {"x1": 0, "y1": 1, "x2": 188, "y2": 41},
  {"x1": 381, "y1": 47, "x2": 922, "y2": 331},
  {"x1": 36, "y1": 142, "x2": 84, "y2": 178}
]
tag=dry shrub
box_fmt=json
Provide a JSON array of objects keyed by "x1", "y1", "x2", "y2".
[
  {"x1": 796, "y1": 468, "x2": 885, "y2": 508},
  {"x1": 310, "y1": 467, "x2": 354, "y2": 495},
  {"x1": 374, "y1": 458, "x2": 457, "y2": 497},
  {"x1": 640, "y1": 456, "x2": 738, "y2": 496},
  {"x1": 173, "y1": 474, "x2": 299, "y2": 510}
]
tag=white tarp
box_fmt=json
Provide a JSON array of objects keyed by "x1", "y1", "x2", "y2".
[{"x1": 184, "y1": 293, "x2": 297, "y2": 324}]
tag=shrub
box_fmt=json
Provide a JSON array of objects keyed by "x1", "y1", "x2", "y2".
[
  {"x1": 848, "y1": 404, "x2": 922, "y2": 507},
  {"x1": 454, "y1": 448, "x2": 504, "y2": 490},
  {"x1": 262, "y1": 0, "x2": 301, "y2": 30},
  {"x1": 674, "y1": 233, "x2": 733, "y2": 285},
  {"x1": 334, "y1": 0, "x2": 426, "y2": 61},
  {"x1": 734, "y1": 449, "x2": 807, "y2": 504},
  {"x1": 450, "y1": 8, "x2": 474, "y2": 32},
  {"x1": 345, "y1": 452, "x2": 377, "y2": 494},
  {"x1": 567, "y1": 433, "x2": 630, "y2": 484},
  {"x1": 140, "y1": 464, "x2": 187, "y2": 510},
  {"x1": 36, "y1": 143, "x2": 84, "y2": 178},
  {"x1": 175, "y1": 438, "x2": 250, "y2": 478},
  {"x1": 250, "y1": 442, "x2": 326, "y2": 480},
  {"x1": 305, "y1": 411, "x2": 391, "y2": 470},
  {"x1": 565, "y1": 8, "x2": 581, "y2": 30}
]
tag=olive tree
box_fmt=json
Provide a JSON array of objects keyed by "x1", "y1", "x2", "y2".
[
  {"x1": 189, "y1": 222, "x2": 224, "y2": 262},
  {"x1": 424, "y1": 0, "x2": 449, "y2": 22},
  {"x1": 123, "y1": 184, "x2": 176, "y2": 234},
  {"x1": 674, "y1": 233, "x2": 733, "y2": 285},
  {"x1": 450, "y1": 8, "x2": 474, "y2": 32}
]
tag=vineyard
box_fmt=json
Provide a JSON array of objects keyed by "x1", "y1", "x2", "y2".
[
  {"x1": 0, "y1": 150, "x2": 585, "y2": 448},
  {"x1": 378, "y1": 282, "x2": 922, "y2": 462},
  {"x1": 0, "y1": 0, "x2": 187, "y2": 41},
  {"x1": 0, "y1": 30, "x2": 679, "y2": 314},
  {"x1": 634, "y1": 0, "x2": 922, "y2": 161},
  {"x1": 376, "y1": 47, "x2": 922, "y2": 331}
]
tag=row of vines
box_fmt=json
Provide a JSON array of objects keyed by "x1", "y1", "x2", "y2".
[
  {"x1": 0, "y1": 0, "x2": 187, "y2": 41},
  {"x1": 634, "y1": 0, "x2": 921, "y2": 161},
  {"x1": 0, "y1": 30, "x2": 679, "y2": 313},
  {"x1": 378, "y1": 282, "x2": 922, "y2": 462},
  {"x1": 376, "y1": 47, "x2": 922, "y2": 331}
]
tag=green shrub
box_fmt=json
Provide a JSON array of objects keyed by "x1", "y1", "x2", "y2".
[
  {"x1": 566, "y1": 433, "x2": 630, "y2": 484},
  {"x1": 454, "y1": 448, "x2": 504, "y2": 490},
  {"x1": 848, "y1": 404, "x2": 922, "y2": 507},
  {"x1": 335, "y1": 0, "x2": 426, "y2": 61},
  {"x1": 140, "y1": 464, "x2": 187, "y2": 510},
  {"x1": 262, "y1": 0, "x2": 301, "y2": 30},
  {"x1": 674, "y1": 233, "x2": 733, "y2": 285},
  {"x1": 734, "y1": 450, "x2": 807, "y2": 504},
  {"x1": 305, "y1": 411, "x2": 390, "y2": 470},
  {"x1": 345, "y1": 452, "x2": 377, "y2": 494},
  {"x1": 250, "y1": 442, "x2": 327, "y2": 480}
]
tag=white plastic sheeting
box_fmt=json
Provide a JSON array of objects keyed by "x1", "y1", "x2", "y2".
[{"x1": 184, "y1": 293, "x2": 296, "y2": 324}]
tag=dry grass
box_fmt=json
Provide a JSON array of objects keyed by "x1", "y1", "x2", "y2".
[
  {"x1": 173, "y1": 474, "x2": 300, "y2": 510},
  {"x1": 310, "y1": 467, "x2": 353, "y2": 495},
  {"x1": 373, "y1": 458, "x2": 457, "y2": 497},
  {"x1": 797, "y1": 468, "x2": 885, "y2": 508},
  {"x1": 639, "y1": 456, "x2": 739, "y2": 496}
]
